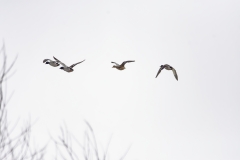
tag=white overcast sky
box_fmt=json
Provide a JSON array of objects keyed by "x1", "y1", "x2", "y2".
[{"x1": 1, "y1": 0, "x2": 240, "y2": 159}]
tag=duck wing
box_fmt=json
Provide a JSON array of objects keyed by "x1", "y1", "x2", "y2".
[
  {"x1": 155, "y1": 66, "x2": 165, "y2": 78},
  {"x1": 70, "y1": 59, "x2": 85, "y2": 68},
  {"x1": 53, "y1": 56, "x2": 67, "y2": 67},
  {"x1": 121, "y1": 60, "x2": 135, "y2": 66},
  {"x1": 172, "y1": 68, "x2": 178, "y2": 81},
  {"x1": 111, "y1": 62, "x2": 120, "y2": 66}
]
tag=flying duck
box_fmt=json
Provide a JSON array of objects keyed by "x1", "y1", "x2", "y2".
[
  {"x1": 111, "y1": 60, "x2": 135, "y2": 70},
  {"x1": 156, "y1": 64, "x2": 178, "y2": 80},
  {"x1": 53, "y1": 56, "x2": 85, "y2": 72},
  {"x1": 43, "y1": 59, "x2": 60, "y2": 67}
]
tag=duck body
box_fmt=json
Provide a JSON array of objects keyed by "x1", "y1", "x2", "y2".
[
  {"x1": 163, "y1": 65, "x2": 173, "y2": 70},
  {"x1": 112, "y1": 65, "x2": 126, "y2": 70},
  {"x1": 60, "y1": 66, "x2": 74, "y2": 72},
  {"x1": 43, "y1": 59, "x2": 59, "y2": 67}
]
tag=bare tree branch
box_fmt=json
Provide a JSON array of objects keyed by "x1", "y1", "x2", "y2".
[{"x1": 0, "y1": 43, "x2": 47, "y2": 160}]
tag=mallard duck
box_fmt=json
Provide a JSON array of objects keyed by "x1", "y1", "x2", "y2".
[
  {"x1": 43, "y1": 59, "x2": 59, "y2": 67},
  {"x1": 53, "y1": 56, "x2": 85, "y2": 72},
  {"x1": 111, "y1": 60, "x2": 135, "y2": 70},
  {"x1": 156, "y1": 64, "x2": 178, "y2": 80}
]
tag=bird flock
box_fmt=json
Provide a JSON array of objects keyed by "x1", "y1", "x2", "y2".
[{"x1": 43, "y1": 56, "x2": 178, "y2": 81}]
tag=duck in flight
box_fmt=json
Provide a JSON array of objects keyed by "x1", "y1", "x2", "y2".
[
  {"x1": 156, "y1": 64, "x2": 178, "y2": 81},
  {"x1": 43, "y1": 59, "x2": 59, "y2": 67},
  {"x1": 53, "y1": 56, "x2": 85, "y2": 72},
  {"x1": 111, "y1": 60, "x2": 135, "y2": 70}
]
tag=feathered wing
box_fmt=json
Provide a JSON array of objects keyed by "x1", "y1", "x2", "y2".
[
  {"x1": 155, "y1": 67, "x2": 163, "y2": 78},
  {"x1": 172, "y1": 68, "x2": 178, "y2": 80},
  {"x1": 53, "y1": 56, "x2": 67, "y2": 67},
  {"x1": 121, "y1": 60, "x2": 135, "y2": 66},
  {"x1": 43, "y1": 59, "x2": 50, "y2": 63},
  {"x1": 111, "y1": 62, "x2": 119, "y2": 66},
  {"x1": 70, "y1": 60, "x2": 85, "y2": 68}
]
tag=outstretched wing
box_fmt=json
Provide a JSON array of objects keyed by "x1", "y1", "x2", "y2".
[
  {"x1": 155, "y1": 66, "x2": 164, "y2": 78},
  {"x1": 43, "y1": 59, "x2": 51, "y2": 63},
  {"x1": 111, "y1": 62, "x2": 119, "y2": 66},
  {"x1": 53, "y1": 56, "x2": 67, "y2": 67},
  {"x1": 121, "y1": 60, "x2": 135, "y2": 66},
  {"x1": 70, "y1": 59, "x2": 85, "y2": 68},
  {"x1": 172, "y1": 68, "x2": 178, "y2": 81}
]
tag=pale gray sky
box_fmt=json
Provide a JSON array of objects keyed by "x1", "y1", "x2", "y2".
[{"x1": 1, "y1": 0, "x2": 240, "y2": 159}]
